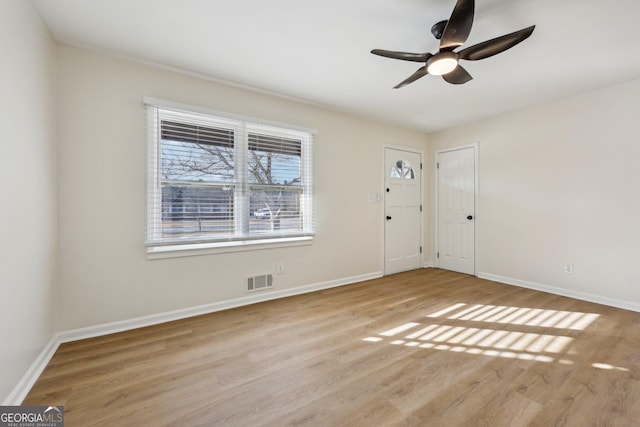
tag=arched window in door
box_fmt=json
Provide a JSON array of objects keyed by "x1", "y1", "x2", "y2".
[{"x1": 390, "y1": 160, "x2": 415, "y2": 179}]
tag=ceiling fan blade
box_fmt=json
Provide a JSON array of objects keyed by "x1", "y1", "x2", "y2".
[
  {"x1": 458, "y1": 25, "x2": 535, "y2": 61},
  {"x1": 440, "y1": 0, "x2": 475, "y2": 51},
  {"x1": 442, "y1": 65, "x2": 473, "y2": 84},
  {"x1": 394, "y1": 67, "x2": 429, "y2": 89},
  {"x1": 371, "y1": 49, "x2": 430, "y2": 63}
]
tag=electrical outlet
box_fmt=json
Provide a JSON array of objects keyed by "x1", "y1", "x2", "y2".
[
  {"x1": 563, "y1": 264, "x2": 574, "y2": 275},
  {"x1": 276, "y1": 262, "x2": 284, "y2": 274}
]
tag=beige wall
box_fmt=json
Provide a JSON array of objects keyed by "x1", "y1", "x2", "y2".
[
  {"x1": 0, "y1": 0, "x2": 57, "y2": 402},
  {"x1": 429, "y1": 78, "x2": 640, "y2": 306},
  {"x1": 56, "y1": 45, "x2": 429, "y2": 330}
]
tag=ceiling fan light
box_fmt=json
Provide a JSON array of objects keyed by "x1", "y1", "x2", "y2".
[{"x1": 427, "y1": 52, "x2": 459, "y2": 76}]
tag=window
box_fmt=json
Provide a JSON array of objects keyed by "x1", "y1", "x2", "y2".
[
  {"x1": 390, "y1": 160, "x2": 415, "y2": 180},
  {"x1": 146, "y1": 100, "x2": 314, "y2": 252}
]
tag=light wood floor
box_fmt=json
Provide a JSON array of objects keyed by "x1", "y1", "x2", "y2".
[{"x1": 25, "y1": 269, "x2": 640, "y2": 426}]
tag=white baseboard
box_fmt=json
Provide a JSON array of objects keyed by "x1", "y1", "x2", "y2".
[
  {"x1": 478, "y1": 272, "x2": 640, "y2": 313},
  {"x1": 423, "y1": 262, "x2": 435, "y2": 268},
  {"x1": 3, "y1": 335, "x2": 61, "y2": 405},
  {"x1": 58, "y1": 271, "x2": 382, "y2": 343},
  {"x1": 4, "y1": 271, "x2": 383, "y2": 404}
]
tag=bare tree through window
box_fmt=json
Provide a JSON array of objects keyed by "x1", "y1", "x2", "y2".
[{"x1": 158, "y1": 120, "x2": 303, "y2": 238}]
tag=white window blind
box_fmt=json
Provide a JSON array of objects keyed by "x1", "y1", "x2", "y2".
[{"x1": 146, "y1": 101, "x2": 314, "y2": 248}]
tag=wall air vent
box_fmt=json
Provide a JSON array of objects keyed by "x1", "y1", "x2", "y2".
[{"x1": 247, "y1": 273, "x2": 274, "y2": 292}]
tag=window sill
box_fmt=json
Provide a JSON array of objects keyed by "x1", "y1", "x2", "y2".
[{"x1": 146, "y1": 236, "x2": 313, "y2": 260}]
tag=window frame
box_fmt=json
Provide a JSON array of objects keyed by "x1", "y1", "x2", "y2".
[{"x1": 145, "y1": 98, "x2": 315, "y2": 257}]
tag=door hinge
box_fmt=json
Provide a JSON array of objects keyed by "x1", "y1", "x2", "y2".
[
  {"x1": 420, "y1": 204, "x2": 422, "y2": 212},
  {"x1": 420, "y1": 162, "x2": 423, "y2": 170},
  {"x1": 437, "y1": 162, "x2": 439, "y2": 169},
  {"x1": 420, "y1": 246, "x2": 422, "y2": 254},
  {"x1": 437, "y1": 252, "x2": 439, "y2": 258}
]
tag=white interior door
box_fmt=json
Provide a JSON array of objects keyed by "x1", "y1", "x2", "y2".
[
  {"x1": 437, "y1": 146, "x2": 476, "y2": 275},
  {"x1": 385, "y1": 148, "x2": 422, "y2": 275}
]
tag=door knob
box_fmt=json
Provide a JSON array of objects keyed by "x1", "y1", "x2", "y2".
[
  {"x1": 467, "y1": 215, "x2": 473, "y2": 220},
  {"x1": 386, "y1": 216, "x2": 392, "y2": 220}
]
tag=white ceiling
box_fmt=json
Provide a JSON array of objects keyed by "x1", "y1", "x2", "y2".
[{"x1": 34, "y1": 0, "x2": 640, "y2": 133}]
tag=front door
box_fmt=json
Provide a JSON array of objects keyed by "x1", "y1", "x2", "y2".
[
  {"x1": 437, "y1": 146, "x2": 476, "y2": 275},
  {"x1": 384, "y1": 148, "x2": 422, "y2": 274}
]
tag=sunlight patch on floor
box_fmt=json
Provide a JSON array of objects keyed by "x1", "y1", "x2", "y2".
[
  {"x1": 368, "y1": 325, "x2": 569, "y2": 363},
  {"x1": 379, "y1": 322, "x2": 421, "y2": 337},
  {"x1": 592, "y1": 362, "x2": 629, "y2": 372},
  {"x1": 363, "y1": 303, "x2": 603, "y2": 364},
  {"x1": 427, "y1": 303, "x2": 599, "y2": 330}
]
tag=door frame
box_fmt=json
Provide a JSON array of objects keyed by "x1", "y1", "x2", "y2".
[
  {"x1": 383, "y1": 145, "x2": 425, "y2": 275},
  {"x1": 434, "y1": 142, "x2": 479, "y2": 275}
]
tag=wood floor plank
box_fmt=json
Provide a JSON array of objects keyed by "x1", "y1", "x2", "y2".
[{"x1": 23, "y1": 269, "x2": 640, "y2": 426}]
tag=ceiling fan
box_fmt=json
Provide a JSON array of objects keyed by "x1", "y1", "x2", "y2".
[{"x1": 371, "y1": 0, "x2": 535, "y2": 88}]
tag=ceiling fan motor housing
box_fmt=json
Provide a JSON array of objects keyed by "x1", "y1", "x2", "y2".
[{"x1": 431, "y1": 20, "x2": 448, "y2": 40}]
